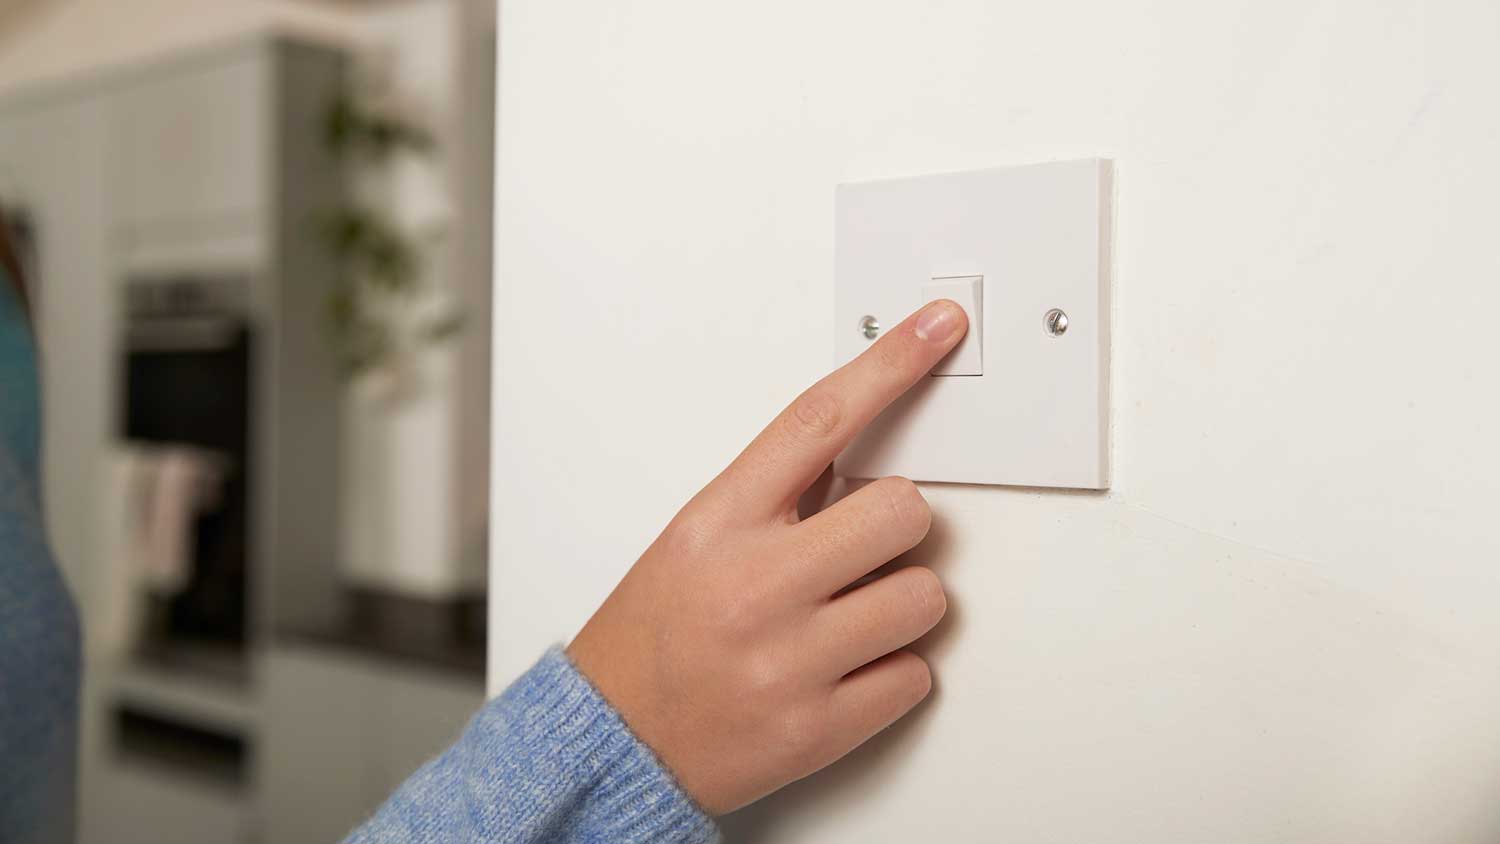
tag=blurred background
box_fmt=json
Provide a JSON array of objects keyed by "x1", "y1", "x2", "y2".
[{"x1": 0, "y1": 1, "x2": 495, "y2": 841}]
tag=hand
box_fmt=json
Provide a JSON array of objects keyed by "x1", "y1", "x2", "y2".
[{"x1": 567, "y1": 300, "x2": 969, "y2": 815}]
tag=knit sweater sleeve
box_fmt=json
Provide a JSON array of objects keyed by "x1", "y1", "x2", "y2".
[{"x1": 344, "y1": 647, "x2": 719, "y2": 844}]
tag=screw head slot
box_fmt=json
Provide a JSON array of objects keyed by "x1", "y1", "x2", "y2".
[
  {"x1": 1043, "y1": 308, "x2": 1069, "y2": 338},
  {"x1": 858, "y1": 315, "x2": 881, "y2": 340}
]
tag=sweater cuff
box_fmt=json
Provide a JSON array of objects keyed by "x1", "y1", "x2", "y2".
[{"x1": 486, "y1": 647, "x2": 720, "y2": 843}]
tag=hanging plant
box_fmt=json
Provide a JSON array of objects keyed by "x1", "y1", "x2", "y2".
[
  {"x1": 326, "y1": 96, "x2": 436, "y2": 159},
  {"x1": 322, "y1": 93, "x2": 462, "y2": 393}
]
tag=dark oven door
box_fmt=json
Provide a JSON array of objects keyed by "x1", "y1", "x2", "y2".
[{"x1": 123, "y1": 284, "x2": 253, "y2": 650}]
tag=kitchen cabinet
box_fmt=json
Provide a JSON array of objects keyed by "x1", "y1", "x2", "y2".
[
  {"x1": 260, "y1": 645, "x2": 482, "y2": 844},
  {"x1": 108, "y1": 48, "x2": 269, "y2": 238}
]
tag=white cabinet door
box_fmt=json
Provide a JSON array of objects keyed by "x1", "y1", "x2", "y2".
[
  {"x1": 261, "y1": 647, "x2": 381, "y2": 844},
  {"x1": 261, "y1": 646, "x2": 483, "y2": 844},
  {"x1": 82, "y1": 761, "x2": 250, "y2": 844},
  {"x1": 372, "y1": 657, "x2": 482, "y2": 797},
  {"x1": 109, "y1": 48, "x2": 269, "y2": 235}
]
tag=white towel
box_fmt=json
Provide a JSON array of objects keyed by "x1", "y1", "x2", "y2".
[
  {"x1": 135, "y1": 447, "x2": 223, "y2": 594},
  {"x1": 95, "y1": 447, "x2": 144, "y2": 656},
  {"x1": 93, "y1": 442, "x2": 226, "y2": 656}
]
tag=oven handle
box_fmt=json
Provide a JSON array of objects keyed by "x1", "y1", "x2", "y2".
[{"x1": 125, "y1": 316, "x2": 245, "y2": 352}]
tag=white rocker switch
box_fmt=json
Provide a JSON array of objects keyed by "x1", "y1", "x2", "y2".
[{"x1": 925, "y1": 275, "x2": 983, "y2": 376}]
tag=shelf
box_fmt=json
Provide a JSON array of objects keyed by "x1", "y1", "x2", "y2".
[{"x1": 107, "y1": 649, "x2": 260, "y2": 737}]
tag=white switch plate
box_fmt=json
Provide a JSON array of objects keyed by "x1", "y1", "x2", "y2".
[{"x1": 835, "y1": 158, "x2": 1112, "y2": 489}]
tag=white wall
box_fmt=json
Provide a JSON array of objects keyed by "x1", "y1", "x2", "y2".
[{"x1": 489, "y1": 1, "x2": 1500, "y2": 841}]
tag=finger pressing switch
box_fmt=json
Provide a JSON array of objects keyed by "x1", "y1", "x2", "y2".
[
  {"x1": 835, "y1": 160, "x2": 1111, "y2": 488},
  {"x1": 924, "y1": 275, "x2": 982, "y2": 376}
]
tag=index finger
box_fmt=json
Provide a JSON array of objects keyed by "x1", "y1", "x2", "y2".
[{"x1": 709, "y1": 299, "x2": 968, "y2": 521}]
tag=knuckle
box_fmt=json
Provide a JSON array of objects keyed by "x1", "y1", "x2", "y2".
[
  {"x1": 740, "y1": 649, "x2": 789, "y2": 700},
  {"x1": 876, "y1": 477, "x2": 931, "y2": 538},
  {"x1": 902, "y1": 653, "x2": 934, "y2": 701},
  {"x1": 901, "y1": 566, "x2": 947, "y2": 626},
  {"x1": 786, "y1": 388, "x2": 843, "y2": 441},
  {"x1": 872, "y1": 334, "x2": 909, "y2": 371},
  {"x1": 657, "y1": 511, "x2": 719, "y2": 559},
  {"x1": 718, "y1": 590, "x2": 764, "y2": 644}
]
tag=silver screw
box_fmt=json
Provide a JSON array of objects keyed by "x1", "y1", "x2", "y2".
[
  {"x1": 1043, "y1": 308, "x2": 1069, "y2": 337},
  {"x1": 858, "y1": 315, "x2": 881, "y2": 340}
]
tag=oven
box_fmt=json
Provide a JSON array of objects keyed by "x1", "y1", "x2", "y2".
[{"x1": 121, "y1": 275, "x2": 253, "y2": 651}]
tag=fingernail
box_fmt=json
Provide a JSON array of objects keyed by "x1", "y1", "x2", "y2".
[{"x1": 913, "y1": 300, "x2": 965, "y2": 342}]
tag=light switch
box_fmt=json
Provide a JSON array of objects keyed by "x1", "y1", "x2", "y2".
[
  {"x1": 834, "y1": 158, "x2": 1112, "y2": 489},
  {"x1": 925, "y1": 275, "x2": 982, "y2": 376}
]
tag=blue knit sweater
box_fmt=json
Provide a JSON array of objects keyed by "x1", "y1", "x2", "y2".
[
  {"x1": 0, "y1": 273, "x2": 80, "y2": 844},
  {"x1": 346, "y1": 648, "x2": 720, "y2": 843}
]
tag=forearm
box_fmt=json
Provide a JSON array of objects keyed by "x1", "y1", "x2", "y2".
[{"x1": 344, "y1": 648, "x2": 718, "y2": 844}]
